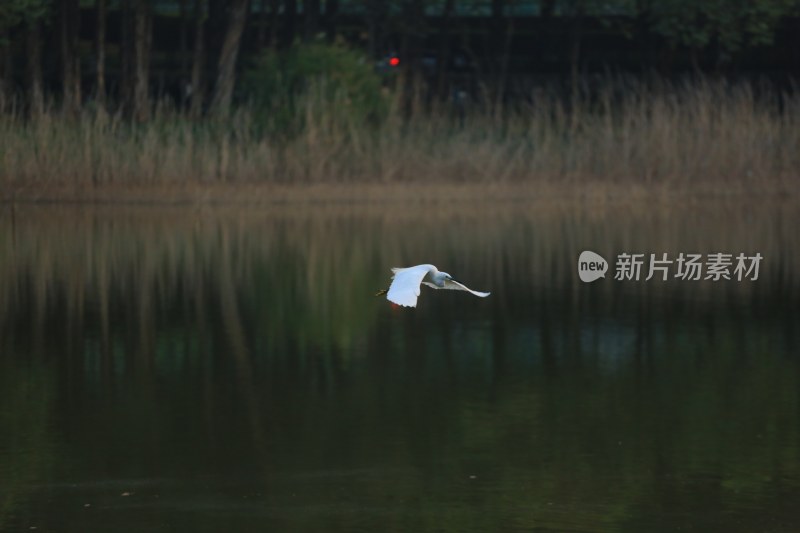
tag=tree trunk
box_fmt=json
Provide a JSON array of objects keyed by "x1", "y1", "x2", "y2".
[
  {"x1": 366, "y1": 0, "x2": 389, "y2": 59},
  {"x1": 210, "y1": 0, "x2": 249, "y2": 116},
  {"x1": 564, "y1": 0, "x2": 587, "y2": 102},
  {"x1": 133, "y1": 0, "x2": 151, "y2": 121},
  {"x1": 491, "y1": 0, "x2": 504, "y2": 56},
  {"x1": 208, "y1": 0, "x2": 226, "y2": 56},
  {"x1": 256, "y1": 0, "x2": 267, "y2": 48},
  {"x1": 0, "y1": 34, "x2": 11, "y2": 109},
  {"x1": 121, "y1": 0, "x2": 133, "y2": 109},
  {"x1": 397, "y1": 0, "x2": 425, "y2": 114},
  {"x1": 634, "y1": 2, "x2": 656, "y2": 73},
  {"x1": 436, "y1": 0, "x2": 455, "y2": 100},
  {"x1": 326, "y1": 0, "x2": 339, "y2": 42},
  {"x1": 569, "y1": 14, "x2": 583, "y2": 102},
  {"x1": 402, "y1": 0, "x2": 424, "y2": 71},
  {"x1": 269, "y1": 0, "x2": 280, "y2": 50},
  {"x1": 490, "y1": 0, "x2": 505, "y2": 100},
  {"x1": 497, "y1": 7, "x2": 514, "y2": 109},
  {"x1": 27, "y1": 20, "x2": 44, "y2": 116},
  {"x1": 96, "y1": 0, "x2": 107, "y2": 106},
  {"x1": 491, "y1": 0, "x2": 511, "y2": 106},
  {"x1": 303, "y1": 0, "x2": 320, "y2": 42},
  {"x1": 283, "y1": 0, "x2": 296, "y2": 47},
  {"x1": 179, "y1": 0, "x2": 190, "y2": 80},
  {"x1": 61, "y1": 0, "x2": 81, "y2": 114},
  {"x1": 190, "y1": 0, "x2": 206, "y2": 117},
  {"x1": 367, "y1": 3, "x2": 377, "y2": 59}
]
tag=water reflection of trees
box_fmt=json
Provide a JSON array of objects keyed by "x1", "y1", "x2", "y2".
[
  {"x1": 0, "y1": 203, "x2": 798, "y2": 531},
  {"x1": 0, "y1": 361, "x2": 54, "y2": 530},
  {"x1": 2, "y1": 202, "x2": 794, "y2": 357}
]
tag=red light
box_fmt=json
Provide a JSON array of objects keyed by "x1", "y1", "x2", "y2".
[{"x1": 389, "y1": 57, "x2": 400, "y2": 67}]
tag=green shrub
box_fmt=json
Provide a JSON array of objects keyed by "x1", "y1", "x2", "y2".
[{"x1": 241, "y1": 42, "x2": 387, "y2": 137}]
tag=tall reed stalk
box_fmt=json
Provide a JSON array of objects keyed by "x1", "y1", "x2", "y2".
[{"x1": 0, "y1": 78, "x2": 797, "y2": 194}]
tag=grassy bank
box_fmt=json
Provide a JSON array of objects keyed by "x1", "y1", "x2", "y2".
[{"x1": 1, "y1": 79, "x2": 798, "y2": 202}]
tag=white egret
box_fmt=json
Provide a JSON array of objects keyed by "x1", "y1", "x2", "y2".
[{"x1": 376, "y1": 264, "x2": 490, "y2": 308}]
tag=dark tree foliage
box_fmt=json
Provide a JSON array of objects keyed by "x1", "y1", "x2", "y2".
[{"x1": 0, "y1": 0, "x2": 797, "y2": 117}]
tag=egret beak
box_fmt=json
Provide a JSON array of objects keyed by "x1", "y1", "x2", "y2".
[{"x1": 375, "y1": 289, "x2": 388, "y2": 297}]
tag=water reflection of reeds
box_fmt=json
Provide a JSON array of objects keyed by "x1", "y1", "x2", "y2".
[
  {"x1": 0, "y1": 202, "x2": 798, "y2": 531},
  {"x1": 0, "y1": 202, "x2": 797, "y2": 361}
]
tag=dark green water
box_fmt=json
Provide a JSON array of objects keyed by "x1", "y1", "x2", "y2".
[{"x1": 1, "y1": 203, "x2": 799, "y2": 532}]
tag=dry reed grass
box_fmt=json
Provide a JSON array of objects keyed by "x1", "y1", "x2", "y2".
[{"x1": 0, "y1": 78, "x2": 797, "y2": 201}]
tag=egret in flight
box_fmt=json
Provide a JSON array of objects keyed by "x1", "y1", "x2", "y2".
[{"x1": 376, "y1": 264, "x2": 490, "y2": 308}]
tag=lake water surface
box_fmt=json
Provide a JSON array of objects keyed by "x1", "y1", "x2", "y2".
[{"x1": 1, "y1": 201, "x2": 799, "y2": 532}]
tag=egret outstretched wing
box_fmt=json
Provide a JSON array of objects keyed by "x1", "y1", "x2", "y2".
[
  {"x1": 387, "y1": 265, "x2": 435, "y2": 307},
  {"x1": 445, "y1": 279, "x2": 490, "y2": 297},
  {"x1": 423, "y1": 279, "x2": 490, "y2": 297}
]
